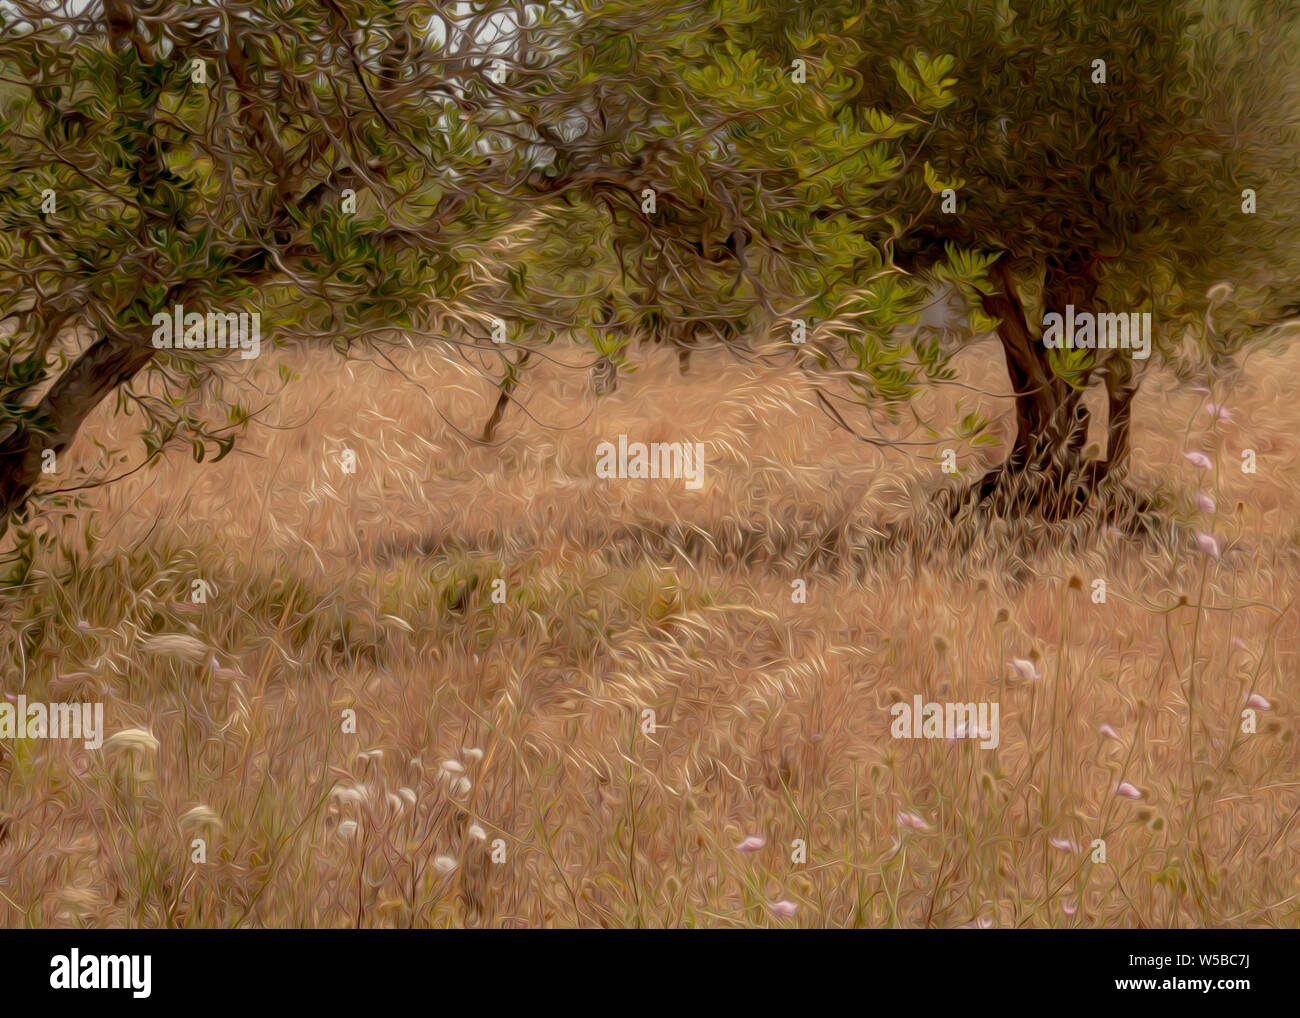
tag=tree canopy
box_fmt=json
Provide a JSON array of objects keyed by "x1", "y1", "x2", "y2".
[{"x1": 1, "y1": 0, "x2": 1297, "y2": 525}]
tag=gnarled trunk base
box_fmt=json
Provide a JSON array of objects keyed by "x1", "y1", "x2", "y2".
[{"x1": 950, "y1": 256, "x2": 1147, "y2": 526}]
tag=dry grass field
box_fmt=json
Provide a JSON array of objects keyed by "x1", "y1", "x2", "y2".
[{"x1": 1, "y1": 330, "x2": 1297, "y2": 928}]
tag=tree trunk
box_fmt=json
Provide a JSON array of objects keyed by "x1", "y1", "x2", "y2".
[
  {"x1": 978, "y1": 259, "x2": 1065, "y2": 469},
  {"x1": 0, "y1": 331, "x2": 157, "y2": 521},
  {"x1": 966, "y1": 258, "x2": 1099, "y2": 518},
  {"x1": 1100, "y1": 353, "x2": 1137, "y2": 481},
  {"x1": 481, "y1": 350, "x2": 531, "y2": 442}
]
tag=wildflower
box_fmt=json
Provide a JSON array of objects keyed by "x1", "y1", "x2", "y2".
[
  {"x1": 330, "y1": 785, "x2": 369, "y2": 807},
  {"x1": 950, "y1": 721, "x2": 991, "y2": 742},
  {"x1": 736, "y1": 835, "x2": 765, "y2": 852},
  {"x1": 1008, "y1": 657, "x2": 1040, "y2": 682}
]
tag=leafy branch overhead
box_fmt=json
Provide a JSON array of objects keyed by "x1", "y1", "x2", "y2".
[{"x1": 0, "y1": 0, "x2": 1297, "y2": 524}]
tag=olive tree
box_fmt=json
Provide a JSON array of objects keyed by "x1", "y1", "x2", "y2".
[
  {"x1": 0, "y1": 0, "x2": 963, "y2": 526},
  {"x1": 736, "y1": 0, "x2": 1300, "y2": 517}
]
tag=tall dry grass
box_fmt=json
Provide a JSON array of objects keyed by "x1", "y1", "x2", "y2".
[{"x1": 0, "y1": 332, "x2": 1296, "y2": 927}]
